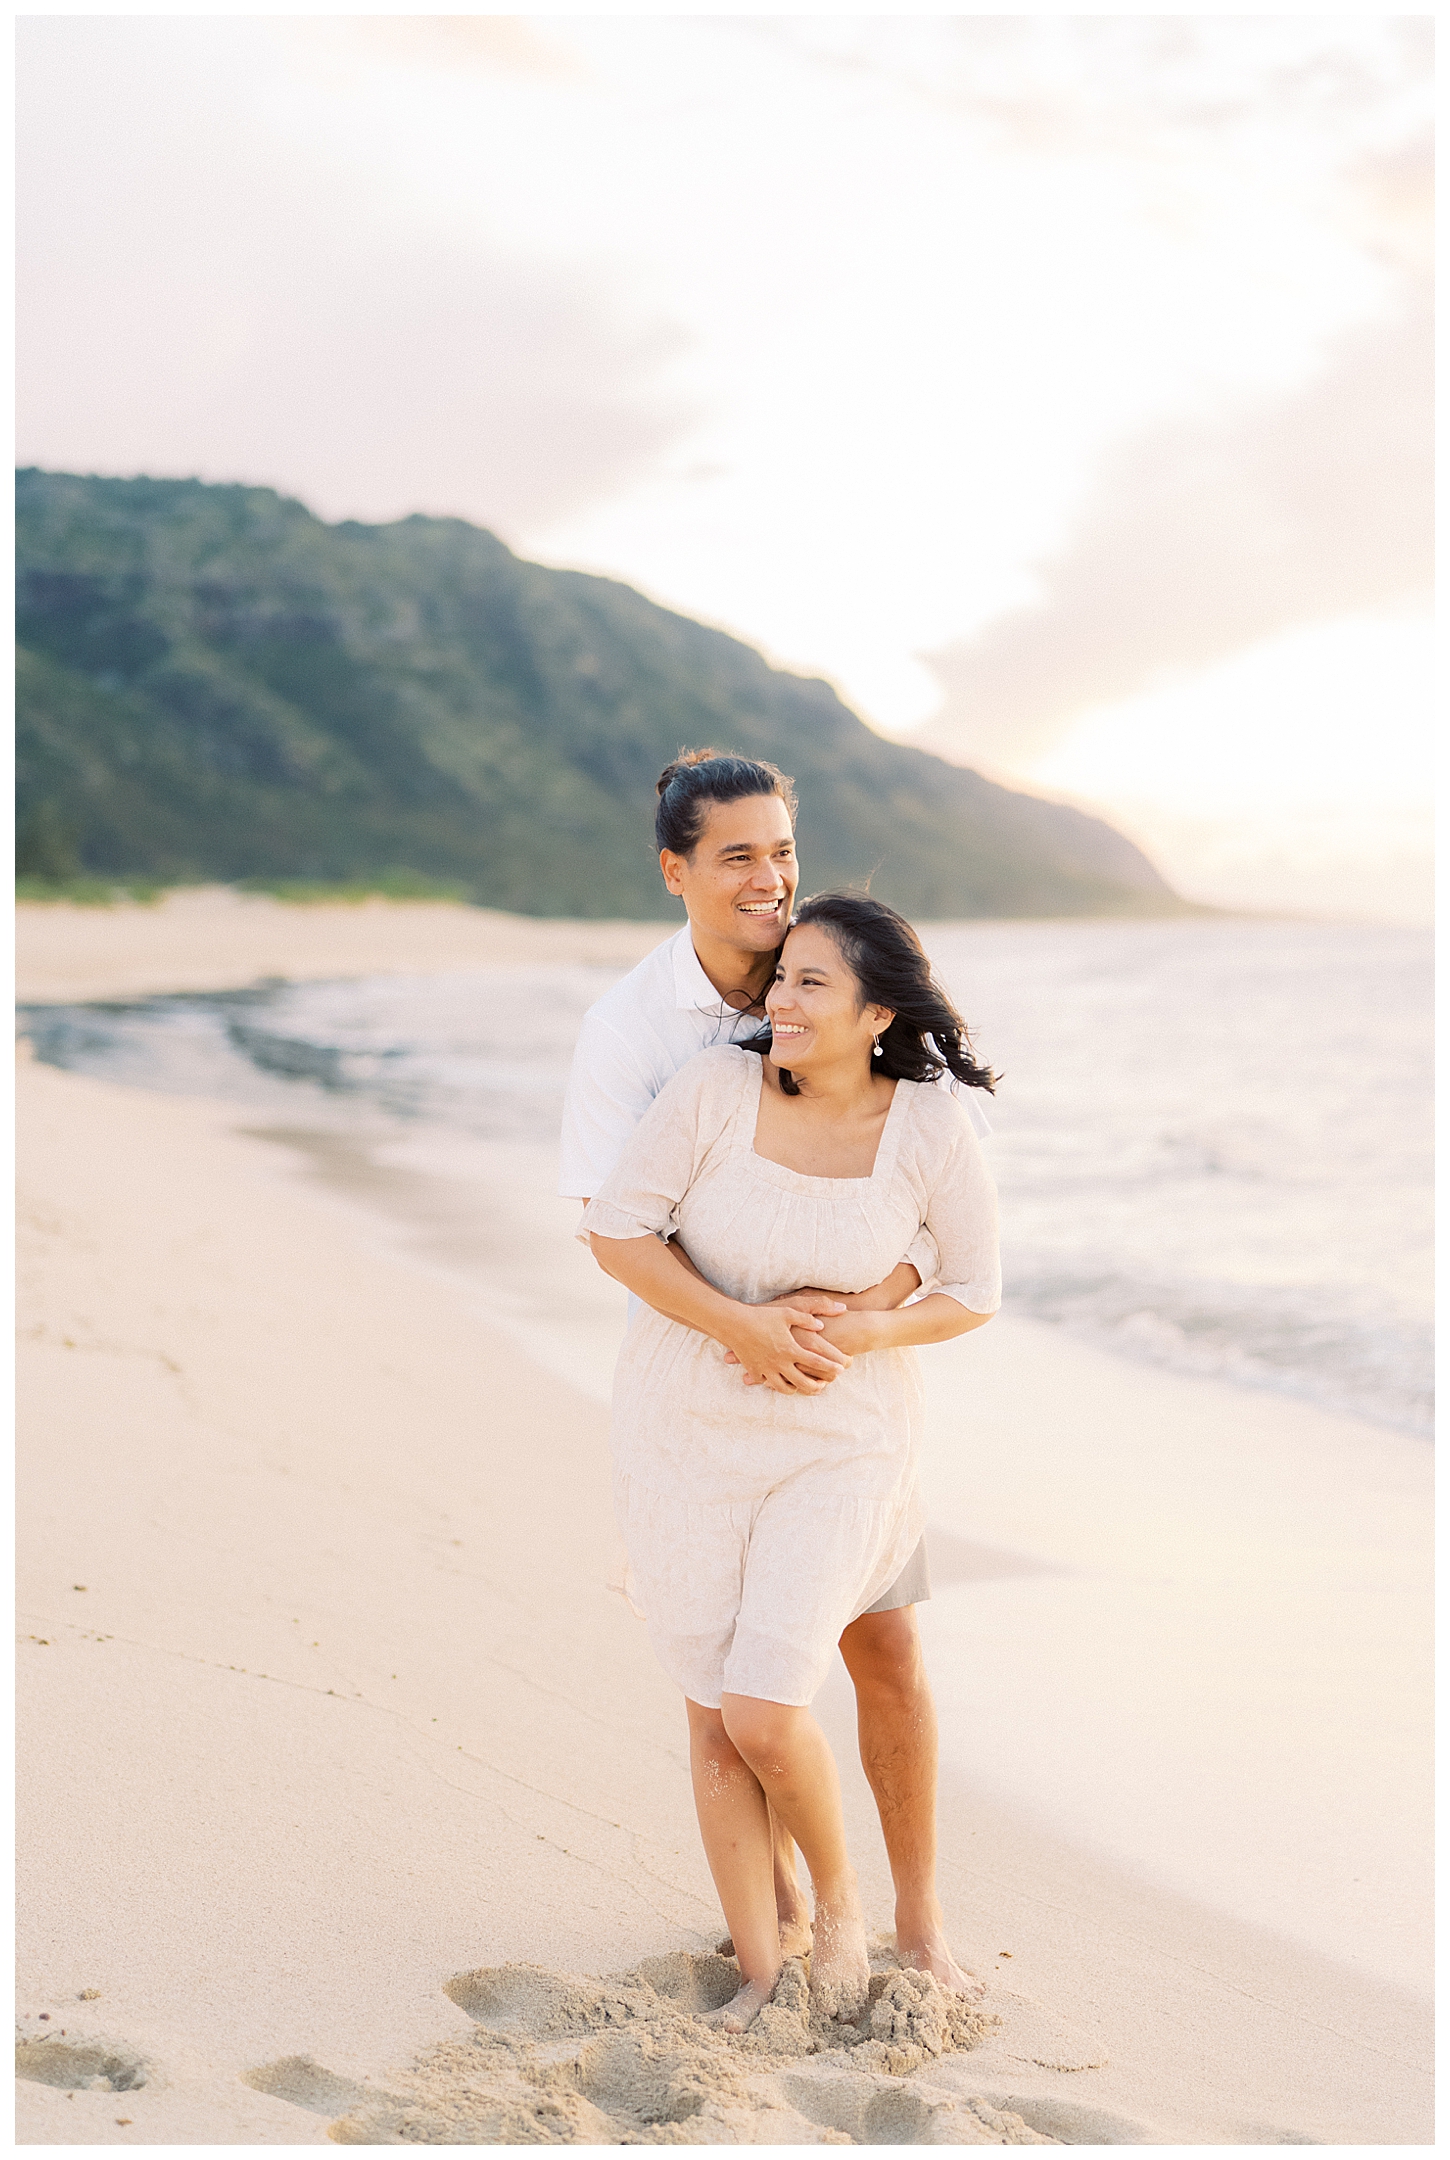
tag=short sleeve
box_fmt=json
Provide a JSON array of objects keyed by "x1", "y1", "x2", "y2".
[
  {"x1": 578, "y1": 1047, "x2": 744, "y2": 1246},
  {"x1": 922, "y1": 1108, "x2": 1001, "y2": 1315},
  {"x1": 903, "y1": 1225, "x2": 939, "y2": 1294},
  {"x1": 558, "y1": 1009, "x2": 659, "y2": 1200}
]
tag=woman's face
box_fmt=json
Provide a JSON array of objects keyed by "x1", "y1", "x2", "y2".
[{"x1": 765, "y1": 923, "x2": 892, "y2": 1075}]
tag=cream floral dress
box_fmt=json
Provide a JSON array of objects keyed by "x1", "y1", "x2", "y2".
[{"x1": 580, "y1": 1045, "x2": 1000, "y2": 1707}]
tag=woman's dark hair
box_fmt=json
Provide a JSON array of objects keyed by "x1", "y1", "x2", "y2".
[
  {"x1": 744, "y1": 891, "x2": 997, "y2": 1097},
  {"x1": 655, "y1": 746, "x2": 798, "y2": 857}
]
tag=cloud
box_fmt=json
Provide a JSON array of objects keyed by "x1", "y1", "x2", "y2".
[
  {"x1": 1339, "y1": 133, "x2": 1435, "y2": 278},
  {"x1": 762, "y1": 16, "x2": 1431, "y2": 162},
  {"x1": 15, "y1": 17, "x2": 694, "y2": 537},
  {"x1": 349, "y1": 17, "x2": 586, "y2": 82},
  {"x1": 917, "y1": 289, "x2": 1432, "y2": 769},
  {"x1": 147, "y1": 242, "x2": 696, "y2": 537}
]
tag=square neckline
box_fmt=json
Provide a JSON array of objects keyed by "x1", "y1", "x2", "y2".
[{"x1": 744, "y1": 1050, "x2": 909, "y2": 1187}]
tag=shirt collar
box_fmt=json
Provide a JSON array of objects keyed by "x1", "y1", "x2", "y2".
[
  {"x1": 671, "y1": 926, "x2": 767, "y2": 1032},
  {"x1": 672, "y1": 924, "x2": 723, "y2": 1012}
]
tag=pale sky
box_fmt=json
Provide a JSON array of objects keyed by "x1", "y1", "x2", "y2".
[{"x1": 17, "y1": 13, "x2": 1435, "y2": 920}]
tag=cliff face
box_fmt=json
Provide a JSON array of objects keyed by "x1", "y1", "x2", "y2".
[{"x1": 17, "y1": 469, "x2": 1184, "y2": 919}]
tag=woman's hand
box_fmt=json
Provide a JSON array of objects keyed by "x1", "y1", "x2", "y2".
[
  {"x1": 738, "y1": 1297, "x2": 985, "y2": 1388},
  {"x1": 732, "y1": 1301, "x2": 885, "y2": 1391},
  {"x1": 724, "y1": 1289, "x2": 847, "y2": 1390},
  {"x1": 586, "y1": 1231, "x2": 852, "y2": 1397},
  {"x1": 813, "y1": 1310, "x2": 887, "y2": 1358},
  {"x1": 720, "y1": 1304, "x2": 854, "y2": 1395},
  {"x1": 725, "y1": 1261, "x2": 922, "y2": 1384}
]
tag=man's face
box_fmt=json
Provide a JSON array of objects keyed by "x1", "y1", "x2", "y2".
[{"x1": 660, "y1": 794, "x2": 799, "y2": 954}]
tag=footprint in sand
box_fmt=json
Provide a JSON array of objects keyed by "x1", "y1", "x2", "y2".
[
  {"x1": 241, "y1": 2056, "x2": 405, "y2": 2118},
  {"x1": 15, "y1": 2034, "x2": 153, "y2": 2096},
  {"x1": 299, "y1": 1946, "x2": 1069, "y2": 2145}
]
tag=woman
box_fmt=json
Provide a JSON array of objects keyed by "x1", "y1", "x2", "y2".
[{"x1": 582, "y1": 894, "x2": 999, "y2": 2031}]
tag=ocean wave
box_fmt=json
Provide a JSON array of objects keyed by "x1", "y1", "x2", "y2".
[{"x1": 20, "y1": 920, "x2": 1432, "y2": 1441}]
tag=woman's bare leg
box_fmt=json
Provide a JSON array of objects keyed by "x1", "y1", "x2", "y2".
[
  {"x1": 720, "y1": 1692, "x2": 870, "y2": 2020},
  {"x1": 716, "y1": 1807, "x2": 813, "y2": 1960},
  {"x1": 836, "y1": 1605, "x2": 984, "y2": 1998},
  {"x1": 685, "y1": 1698, "x2": 783, "y2": 2029}
]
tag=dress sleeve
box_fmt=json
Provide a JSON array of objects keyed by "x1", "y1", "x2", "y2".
[
  {"x1": 922, "y1": 1108, "x2": 1001, "y2": 1315},
  {"x1": 903, "y1": 1226, "x2": 940, "y2": 1294},
  {"x1": 577, "y1": 1049, "x2": 738, "y2": 1245}
]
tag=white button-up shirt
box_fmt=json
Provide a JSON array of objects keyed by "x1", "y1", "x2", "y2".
[
  {"x1": 559, "y1": 922, "x2": 991, "y2": 1209},
  {"x1": 560, "y1": 926, "x2": 766, "y2": 1199}
]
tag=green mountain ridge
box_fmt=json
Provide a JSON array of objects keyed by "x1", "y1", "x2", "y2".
[{"x1": 16, "y1": 468, "x2": 1188, "y2": 920}]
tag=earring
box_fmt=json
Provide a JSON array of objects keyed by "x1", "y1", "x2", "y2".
[{"x1": 872, "y1": 1035, "x2": 883, "y2": 1057}]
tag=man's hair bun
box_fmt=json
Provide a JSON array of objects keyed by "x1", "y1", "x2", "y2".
[
  {"x1": 656, "y1": 747, "x2": 722, "y2": 797},
  {"x1": 653, "y1": 747, "x2": 797, "y2": 858}
]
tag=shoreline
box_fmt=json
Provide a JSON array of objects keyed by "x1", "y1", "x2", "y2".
[
  {"x1": 19, "y1": 881, "x2": 1426, "y2": 1451},
  {"x1": 15, "y1": 885, "x2": 677, "y2": 1004},
  {"x1": 17, "y1": 1053, "x2": 1432, "y2": 2143},
  {"x1": 18, "y1": 886, "x2": 1406, "y2": 1011}
]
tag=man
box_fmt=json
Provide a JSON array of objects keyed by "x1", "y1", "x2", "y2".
[{"x1": 560, "y1": 747, "x2": 982, "y2": 1991}]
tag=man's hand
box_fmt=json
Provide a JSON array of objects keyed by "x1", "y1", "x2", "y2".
[
  {"x1": 840, "y1": 1260, "x2": 922, "y2": 1311},
  {"x1": 743, "y1": 1263, "x2": 920, "y2": 1323},
  {"x1": 719, "y1": 1304, "x2": 853, "y2": 1395},
  {"x1": 588, "y1": 1231, "x2": 855, "y2": 1396},
  {"x1": 726, "y1": 1269, "x2": 920, "y2": 1388},
  {"x1": 739, "y1": 1306, "x2": 889, "y2": 1389},
  {"x1": 760, "y1": 1287, "x2": 839, "y2": 1309},
  {"x1": 673, "y1": 1246, "x2": 914, "y2": 1392},
  {"x1": 743, "y1": 1290, "x2": 848, "y2": 1324},
  {"x1": 724, "y1": 1291, "x2": 847, "y2": 1391}
]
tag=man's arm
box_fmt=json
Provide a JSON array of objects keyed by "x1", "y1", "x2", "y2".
[
  {"x1": 669, "y1": 1240, "x2": 921, "y2": 1314},
  {"x1": 587, "y1": 1232, "x2": 853, "y2": 1395},
  {"x1": 822, "y1": 1260, "x2": 922, "y2": 1311},
  {"x1": 662, "y1": 1235, "x2": 851, "y2": 1388},
  {"x1": 665, "y1": 1240, "x2": 921, "y2": 1386}
]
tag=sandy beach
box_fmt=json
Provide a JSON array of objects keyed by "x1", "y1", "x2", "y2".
[
  {"x1": 16, "y1": 896, "x2": 1433, "y2": 2144},
  {"x1": 14, "y1": 885, "x2": 672, "y2": 1005}
]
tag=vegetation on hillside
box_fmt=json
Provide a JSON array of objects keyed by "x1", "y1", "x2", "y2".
[{"x1": 17, "y1": 469, "x2": 1187, "y2": 920}]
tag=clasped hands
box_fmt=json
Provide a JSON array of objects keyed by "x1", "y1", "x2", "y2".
[{"x1": 720, "y1": 1289, "x2": 884, "y2": 1397}]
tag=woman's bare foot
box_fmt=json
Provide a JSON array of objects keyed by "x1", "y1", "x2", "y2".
[
  {"x1": 702, "y1": 1974, "x2": 779, "y2": 2033},
  {"x1": 809, "y1": 1876, "x2": 870, "y2": 2021},
  {"x1": 715, "y1": 1909, "x2": 813, "y2": 1962},
  {"x1": 895, "y1": 1900, "x2": 987, "y2": 2001}
]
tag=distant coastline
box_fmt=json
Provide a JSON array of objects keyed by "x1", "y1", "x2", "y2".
[{"x1": 18, "y1": 467, "x2": 1193, "y2": 923}]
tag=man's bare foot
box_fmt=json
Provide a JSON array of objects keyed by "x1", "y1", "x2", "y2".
[
  {"x1": 716, "y1": 1910, "x2": 813, "y2": 1962},
  {"x1": 809, "y1": 1876, "x2": 870, "y2": 2021},
  {"x1": 895, "y1": 1902, "x2": 987, "y2": 2001},
  {"x1": 702, "y1": 1975, "x2": 779, "y2": 2033}
]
